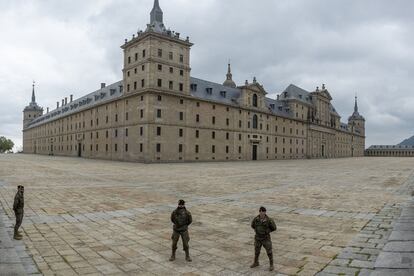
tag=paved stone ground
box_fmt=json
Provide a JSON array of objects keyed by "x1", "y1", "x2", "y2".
[{"x1": 0, "y1": 155, "x2": 413, "y2": 276}]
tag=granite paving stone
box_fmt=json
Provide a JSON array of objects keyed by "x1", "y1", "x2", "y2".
[{"x1": 1, "y1": 155, "x2": 414, "y2": 275}]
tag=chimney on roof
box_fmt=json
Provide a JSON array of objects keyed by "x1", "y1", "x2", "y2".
[
  {"x1": 57, "y1": 102, "x2": 60, "y2": 108},
  {"x1": 65, "y1": 97, "x2": 67, "y2": 105},
  {"x1": 101, "y1": 83, "x2": 106, "y2": 89},
  {"x1": 47, "y1": 107, "x2": 49, "y2": 113},
  {"x1": 70, "y1": 94, "x2": 73, "y2": 102},
  {"x1": 62, "y1": 99, "x2": 64, "y2": 106}
]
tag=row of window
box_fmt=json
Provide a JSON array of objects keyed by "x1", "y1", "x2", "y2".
[{"x1": 127, "y1": 49, "x2": 184, "y2": 64}]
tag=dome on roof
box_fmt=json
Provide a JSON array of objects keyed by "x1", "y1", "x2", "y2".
[
  {"x1": 223, "y1": 79, "x2": 236, "y2": 88},
  {"x1": 223, "y1": 62, "x2": 237, "y2": 88}
]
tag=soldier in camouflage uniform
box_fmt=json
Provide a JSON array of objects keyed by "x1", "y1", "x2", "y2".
[
  {"x1": 250, "y1": 206, "x2": 277, "y2": 271},
  {"x1": 170, "y1": 199, "x2": 193, "y2": 262},
  {"x1": 13, "y1": 185, "x2": 25, "y2": 240}
]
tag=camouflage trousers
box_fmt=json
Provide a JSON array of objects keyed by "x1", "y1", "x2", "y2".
[
  {"x1": 254, "y1": 237, "x2": 272, "y2": 255},
  {"x1": 14, "y1": 210, "x2": 24, "y2": 232},
  {"x1": 172, "y1": 230, "x2": 190, "y2": 251}
]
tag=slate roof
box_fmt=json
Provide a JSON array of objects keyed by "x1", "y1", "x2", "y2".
[{"x1": 26, "y1": 81, "x2": 123, "y2": 129}]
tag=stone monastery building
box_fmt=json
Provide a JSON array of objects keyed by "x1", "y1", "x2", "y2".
[{"x1": 23, "y1": 0, "x2": 365, "y2": 163}]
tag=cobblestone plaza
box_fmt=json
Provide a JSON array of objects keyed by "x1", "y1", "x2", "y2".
[{"x1": 0, "y1": 155, "x2": 413, "y2": 275}]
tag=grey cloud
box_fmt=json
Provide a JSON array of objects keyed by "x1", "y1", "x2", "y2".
[{"x1": 0, "y1": 0, "x2": 413, "y2": 150}]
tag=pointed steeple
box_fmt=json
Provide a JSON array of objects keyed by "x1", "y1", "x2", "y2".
[
  {"x1": 31, "y1": 81, "x2": 36, "y2": 104},
  {"x1": 226, "y1": 62, "x2": 232, "y2": 80},
  {"x1": 223, "y1": 61, "x2": 236, "y2": 88},
  {"x1": 150, "y1": 0, "x2": 163, "y2": 24},
  {"x1": 354, "y1": 95, "x2": 358, "y2": 113}
]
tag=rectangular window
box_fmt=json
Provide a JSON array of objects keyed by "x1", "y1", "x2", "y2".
[
  {"x1": 158, "y1": 95, "x2": 162, "y2": 101},
  {"x1": 212, "y1": 131, "x2": 215, "y2": 139},
  {"x1": 115, "y1": 144, "x2": 118, "y2": 152},
  {"x1": 238, "y1": 146, "x2": 242, "y2": 154},
  {"x1": 212, "y1": 116, "x2": 215, "y2": 125},
  {"x1": 127, "y1": 84, "x2": 130, "y2": 92},
  {"x1": 179, "y1": 83, "x2": 183, "y2": 91},
  {"x1": 179, "y1": 144, "x2": 183, "y2": 153},
  {"x1": 195, "y1": 130, "x2": 199, "y2": 138},
  {"x1": 125, "y1": 144, "x2": 129, "y2": 152},
  {"x1": 179, "y1": 112, "x2": 184, "y2": 121},
  {"x1": 195, "y1": 145, "x2": 199, "y2": 154},
  {"x1": 212, "y1": 145, "x2": 215, "y2": 154},
  {"x1": 158, "y1": 64, "x2": 162, "y2": 71},
  {"x1": 140, "y1": 109, "x2": 144, "y2": 118},
  {"x1": 142, "y1": 49, "x2": 146, "y2": 57},
  {"x1": 196, "y1": 114, "x2": 200, "y2": 122},
  {"x1": 126, "y1": 112, "x2": 129, "y2": 121},
  {"x1": 169, "y1": 52, "x2": 173, "y2": 60},
  {"x1": 226, "y1": 118, "x2": 229, "y2": 126},
  {"x1": 157, "y1": 127, "x2": 161, "y2": 136},
  {"x1": 142, "y1": 64, "x2": 145, "y2": 71},
  {"x1": 157, "y1": 79, "x2": 162, "y2": 87},
  {"x1": 226, "y1": 146, "x2": 229, "y2": 154},
  {"x1": 180, "y1": 70, "x2": 184, "y2": 76},
  {"x1": 156, "y1": 143, "x2": 161, "y2": 153},
  {"x1": 135, "y1": 53, "x2": 138, "y2": 61},
  {"x1": 140, "y1": 127, "x2": 143, "y2": 136},
  {"x1": 180, "y1": 54, "x2": 184, "y2": 63},
  {"x1": 141, "y1": 79, "x2": 145, "y2": 87},
  {"x1": 140, "y1": 143, "x2": 143, "y2": 152},
  {"x1": 115, "y1": 129, "x2": 118, "y2": 137},
  {"x1": 106, "y1": 130, "x2": 109, "y2": 138},
  {"x1": 126, "y1": 128, "x2": 129, "y2": 137},
  {"x1": 169, "y1": 81, "x2": 173, "y2": 90},
  {"x1": 106, "y1": 144, "x2": 108, "y2": 152},
  {"x1": 170, "y1": 67, "x2": 173, "y2": 73},
  {"x1": 226, "y1": 133, "x2": 229, "y2": 140},
  {"x1": 128, "y1": 56, "x2": 131, "y2": 64},
  {"x1": 239, "y1": 134, "x2": 242, "y2": 141},
  {"x1": 179, "y1": 128, "x2": 183, "y2": 137},
  {"x1": 157, "y1": 109, "x2": 162, "y2": 118},
  {"x1": 239, "y1": 120, "x2": 242, "y2": 128}
]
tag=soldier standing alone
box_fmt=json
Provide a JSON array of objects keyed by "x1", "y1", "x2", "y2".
[
  {"x1": 13, "y1": 185, "x2": 25, "y2": 240},
  {"x1": 170, "y1": 199, "x2": 192, "y2": 262},
  {"x1": 250, "y1": 206, "x2": 277, "y2": 271}
]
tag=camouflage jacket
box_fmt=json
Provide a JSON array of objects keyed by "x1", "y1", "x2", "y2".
[
  {"x1": 251, "y1": 215, "x2": 277, "y2": 239},
  {"x1": 171, "y1": 207, "x2": 192, "y2": 232},
  {"x1": 13, "y1": 192, "x2": 24, "y2": 212}
]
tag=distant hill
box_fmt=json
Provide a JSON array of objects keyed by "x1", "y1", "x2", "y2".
[{"x1": 399, "y1": 135, "x2": 414, "y2": 146}]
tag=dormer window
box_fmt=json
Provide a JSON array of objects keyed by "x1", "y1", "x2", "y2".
[
  {"x1": 220, "y1": 91, "x2": 226, "y2": 98},
  {"x1": 190, "y1": 84, "x2": 198, "y2": 92},
  {"x1": 270, "y1": 104, "x2": 275, "y2": 109},
  {"x1": 299, "y1": 94, "x2": 303, "y2": 99},
  {"x1": 206, "y1": 88, "x2": 213, "y2": 94}
]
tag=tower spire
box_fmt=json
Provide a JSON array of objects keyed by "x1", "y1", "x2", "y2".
[
  {"x1": 354, "y1": 95, "x2": 358, "y2": 113},
  {"x1": 223, "y1": 60, "x2": 237, "y2": 88},
  {"x1": 31, "y1": 81, "x2": 36, "y2": 103},
  {"x1": 150, "y1": 0, "x2": 163, "y2": 24},
  {"x1": 226, "y1": 61, "x2": 232, "y2": 80}
]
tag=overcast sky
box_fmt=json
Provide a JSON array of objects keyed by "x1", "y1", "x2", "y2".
[{"x1": 1, "y1": 0, "x2": 413, "y2": 151}]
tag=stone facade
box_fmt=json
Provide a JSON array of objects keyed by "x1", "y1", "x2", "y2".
[
  {"x1": 365, "y1": 145, "x2": 414, "y2": 157},
  {"x1": 22, "y1": 0, "x2": 365, "y2": 163}
]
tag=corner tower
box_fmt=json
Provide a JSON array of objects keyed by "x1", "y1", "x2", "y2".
[
  {"x1": 121, "y1": 0, "x2": 193, "y2": 95},
  {"x1": 348, "y1": 96, "x2": 365, "y2": 136},
  {"x1": 23, "y1": 82, "x2": 43, "y2": 129}
]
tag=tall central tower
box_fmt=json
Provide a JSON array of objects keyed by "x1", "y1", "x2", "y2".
[{"x1": 121, "y1": 0, "x2": 193, "y2": 95}]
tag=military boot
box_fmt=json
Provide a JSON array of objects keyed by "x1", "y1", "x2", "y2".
[
  {"x1": 13, "y1": 230, "x2": 22, "y2": 240},
  {"x1": 268, "y1": 253, "x2": 274, "y2": 271},
  {"x1": 250, "y1": 253, "x2": 259, "y2": 268},
  {"x1": 185, "y1": 249, "x2": 192, "y2": 262},
  {"x1": 169, "y1": 249, "x2": 176, "y2": 261}
]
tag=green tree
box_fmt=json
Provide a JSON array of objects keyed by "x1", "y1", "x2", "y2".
[{"x1": 0, "y1": 136, "x2": 14, "y2": 153}]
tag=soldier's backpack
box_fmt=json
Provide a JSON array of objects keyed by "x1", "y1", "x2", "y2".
[{"x1": 176, "y1": 209, "x2": 188, "y2": 227}]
